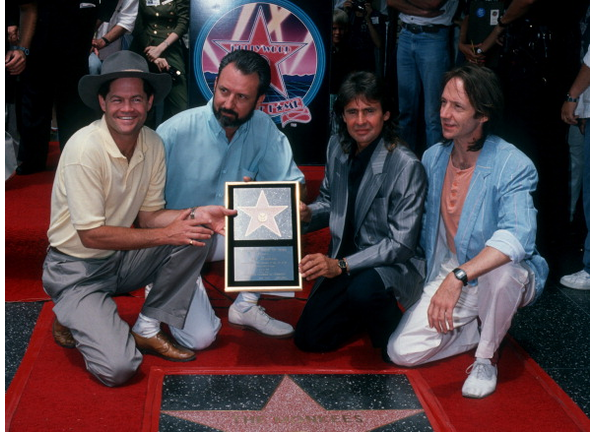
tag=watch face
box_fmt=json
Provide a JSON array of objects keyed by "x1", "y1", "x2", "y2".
[
  {"x1": 338, "y1": 259, "x2": 347, "y2": 269},
  {"x1": 453, "y1": 268, "x2": 467, "y2": 284}
]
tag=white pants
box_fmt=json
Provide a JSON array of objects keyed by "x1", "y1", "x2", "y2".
[
  {"x1": 387, "y1": 255, "x2": 536, "y2": 366},
  {"x1": 169, "y1": 233, "x2": 295, "y2": 349}
]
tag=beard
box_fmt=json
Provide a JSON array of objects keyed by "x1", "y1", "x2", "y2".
[{"x1": 213, "y1": 104, "x2": 256, "y2": 129}]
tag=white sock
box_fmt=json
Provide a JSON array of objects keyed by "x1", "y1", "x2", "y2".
[
  {"x1": 232, "y1": 292, "x2": 259, "y2": 312},
  {"x1": 132, "y1": 313, "x2": 160, "y2": 338}
]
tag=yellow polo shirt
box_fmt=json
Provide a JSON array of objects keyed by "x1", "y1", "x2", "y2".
[{"x1": 47, "y1": 117, "x2": 166, "y2": 259}]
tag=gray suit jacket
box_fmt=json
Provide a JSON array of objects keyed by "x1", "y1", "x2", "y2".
[{"x1": 305, "y1": 136, "x2": 427, "y2": 309}]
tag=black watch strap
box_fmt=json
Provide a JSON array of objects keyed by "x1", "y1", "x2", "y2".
[{"x1": 452, "y1": 268, "x2": 468, "y2": 286}]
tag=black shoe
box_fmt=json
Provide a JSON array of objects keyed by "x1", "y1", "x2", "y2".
[{"x1": 16, "y1": 162, "x2": 45, "y2": 175}]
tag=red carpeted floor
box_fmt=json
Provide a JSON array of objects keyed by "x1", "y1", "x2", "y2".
[{"x1": 5, "y1": 143, "x2": 590, "y2": 431}]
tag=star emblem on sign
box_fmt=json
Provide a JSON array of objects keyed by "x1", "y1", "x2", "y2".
[
  {"x1": 213, "y1": 6, "x2": 307, "y2": 97},
  {"x1": 237, "y1": 190, "x2": 288, "y2": 237},
  {"x1": 162, "y1": 375, "x2": 424, "y2": 431}
]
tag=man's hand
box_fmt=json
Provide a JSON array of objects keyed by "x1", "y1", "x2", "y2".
[
  {"x1": 299, "y1": 253, "x2": 342, "y2": 281},
  {"x1": 7, "y1": 25, "x2": 19, "y2": 45},
  {"x1": 191, "y1": 205, "x2": 237, "y2": 236},
  {"x1": 5, "y1": 49, "x2": 27, "y2": 75},
  {"x1": 561, "y1": 101, "x2": 579, "y2": 125},
  {"x1": 427, "y1": 273, "x2": 463, "y2": 333},
  {"x1": 299, "y1": 201, "x2": 312, "y2": 223},
  {"x1": 459, "y1": 42, "x2": 486, "y2": 65},
  {"x1": 161, "y1": 208, "x2": 215, "y2": 247}
]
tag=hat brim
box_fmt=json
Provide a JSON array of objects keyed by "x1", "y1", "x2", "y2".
[{"x1": 78, "y1": 71, "x2": 172, "y2": 111}]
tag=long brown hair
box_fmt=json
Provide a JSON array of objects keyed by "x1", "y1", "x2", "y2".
[{"x1": 333, "y1": 71, "x2": 402, "y2": 154}]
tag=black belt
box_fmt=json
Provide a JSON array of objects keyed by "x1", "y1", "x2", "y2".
[
  {"x1": 401, "y1": 22, "x2": 449, "y2": 34},
  {"x1": 48, "y1": 246, "x2": 69, "y2": 256}
]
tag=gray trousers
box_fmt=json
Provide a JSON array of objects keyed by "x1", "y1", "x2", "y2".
[{"x1": 42, "y1": 242, "x2": 211, "y2": 386}]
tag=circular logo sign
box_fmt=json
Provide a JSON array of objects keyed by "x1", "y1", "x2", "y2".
[{"x1": 194, "y1": 1, "x2": 326, "y2": 126}]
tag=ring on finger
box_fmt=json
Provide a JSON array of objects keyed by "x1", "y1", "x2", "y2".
[{"x1": 189, "y1": 239, "x2": 194, "y2": 246}]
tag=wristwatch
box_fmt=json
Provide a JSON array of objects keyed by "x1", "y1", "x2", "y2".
[
  {"x1": 452, "y1": 268, "x2": 468, "y2": 286},
  {"x1": 338, "y1": 258, "x2": 348, "y2": 274},
  {"x1": 10, "y1": 45, "x2": 29, "y2": 56},
  {"x1": 565, "y1": 94, "x2": 579, "y2": 103}
]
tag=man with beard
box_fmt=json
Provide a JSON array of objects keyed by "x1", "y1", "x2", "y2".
[{"x1": 156, "y1": 50, "x2": 305, "y2": 348}]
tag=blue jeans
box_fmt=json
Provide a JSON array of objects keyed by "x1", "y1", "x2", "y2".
[
  {"x1": 582, "y1": 119, "x2": 590, "y2": 274},
  {"x1": 396, "y1": 27, "x2": 452, "y2": 152}
]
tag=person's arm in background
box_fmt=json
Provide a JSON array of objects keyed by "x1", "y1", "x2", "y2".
[
  {"x1": 561, "y1": 47, "x2": 590, "y2": 129},
  {"x1": 480, "y1": 0, "x2": 537, "y2": 54},
  {"x1": 5, "y1": 2, "x2": 37, "y2": 76},
  {"x1": 144, "y1": 0, "x2": 188, "y2": 62}
]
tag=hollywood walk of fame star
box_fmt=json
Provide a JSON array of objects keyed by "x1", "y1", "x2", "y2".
[
  {"x1": 213, "y1": 6, "x2": 307, "y2": 97},
  {"x1": 162, "y1": 375, "x2": 424, "y2": 432},
  {"x1": 237, "y1": 190, "x2": 288, "y2": 237}
]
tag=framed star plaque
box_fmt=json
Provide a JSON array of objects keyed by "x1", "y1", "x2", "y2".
[{"x1": 224, "y1": 181, "x2": 302, "y2": 292}]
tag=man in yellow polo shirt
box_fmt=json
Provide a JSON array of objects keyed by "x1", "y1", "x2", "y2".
[{"x1": 42, "y1": 51, "x2": 235, "y2": 387}]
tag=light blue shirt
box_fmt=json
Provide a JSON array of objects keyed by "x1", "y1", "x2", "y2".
[
  {"x1": 420, "y1": 135, "x2": 549, "y2": 302},
  {"x1": 157, "y1": 99, "x2": 304, "y2": 209}
]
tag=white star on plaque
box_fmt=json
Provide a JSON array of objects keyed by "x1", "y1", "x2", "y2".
[{"x1": 237, "y1": 190, "x2": 288, "y2": 237}]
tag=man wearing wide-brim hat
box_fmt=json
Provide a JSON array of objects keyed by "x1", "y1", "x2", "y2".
[{"x1": 42, "y1": 51, "x2": 236, "y2": 387}]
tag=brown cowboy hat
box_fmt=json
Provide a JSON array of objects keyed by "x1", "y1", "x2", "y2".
[{"x1": 78, "y1": 51, "x2": 172, "y2": 111}]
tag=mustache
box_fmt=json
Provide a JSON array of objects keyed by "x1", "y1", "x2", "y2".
[{"x1": 217, "y1": 107, "x2": 238, "y2": 118}]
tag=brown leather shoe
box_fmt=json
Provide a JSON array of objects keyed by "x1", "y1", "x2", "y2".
[
  {"x1": 52, "y1": 319, "x2": 76, "y2": 349},
  {"x1": 131, "y1": 331, "x2": 196, "y2": 362}
]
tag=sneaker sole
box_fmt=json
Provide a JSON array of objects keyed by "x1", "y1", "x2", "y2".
[
  {"x1": 462, "y1": 388, "x2": 496, "y2": 399},
  {"x1": 559, "y1": 282, "x2": 590, "y2": 290},
  {"x1": 228, "y1": 322, "x2": 295, "y2": 339}
]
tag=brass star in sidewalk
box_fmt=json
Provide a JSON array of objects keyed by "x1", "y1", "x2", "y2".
[
  {"x1": 237, "y1": 190, "x2": 288, "y2": 237},
  {"x1": 162, "y1": 375, "x2": 424, "y2": 431}
]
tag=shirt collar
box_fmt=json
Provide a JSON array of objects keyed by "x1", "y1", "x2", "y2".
[{"x1": 98, "y1": 115, "x2": 146, "y2": 159}]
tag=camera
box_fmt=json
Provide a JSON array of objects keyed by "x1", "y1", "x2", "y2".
[
  {"x1": 166, "y1": 66, "x2": 182, "y2": 82},
  {"x1": 352, "y1": 0, "x2": 367, "y2": 12}
]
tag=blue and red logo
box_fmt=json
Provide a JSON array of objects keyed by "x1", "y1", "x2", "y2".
[{"x1": 194, "y1": 1, "x2": 326, "y2": 127}]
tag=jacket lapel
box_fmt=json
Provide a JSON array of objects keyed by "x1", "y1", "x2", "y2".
[
  {"x1": 353, "y1": 141, "x2": 388, "y2": 233},
  {"x1": 329, "y1": 150, "x2": 351, "y2": 257},
  {"x1": 455, "y1": 138, "x2": 495, "y2": 257}
]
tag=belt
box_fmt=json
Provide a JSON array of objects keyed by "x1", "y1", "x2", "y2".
[
  {"x1": 401, "y1": 22, "x2": 449, "y2": 34},
  {"x1": 48, "y1": 246, "x2": 69, "y2": 256}
]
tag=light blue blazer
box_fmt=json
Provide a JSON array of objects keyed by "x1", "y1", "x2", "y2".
[
  {"x1": 305, "y1": 135, "x2": 427, "y2": 309},
  {"x1": 420, "y1": 135, "x2": 549, "y2": 302}
]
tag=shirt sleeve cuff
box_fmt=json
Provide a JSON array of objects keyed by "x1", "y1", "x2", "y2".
[{"x1": 485, "y1": 229, "x2": 526, "y2": 263}]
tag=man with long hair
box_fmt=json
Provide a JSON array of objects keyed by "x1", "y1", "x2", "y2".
[
  {"x1": 388, "y1": 65, "x2": 548, "y2": 398},
  {"x1": 294, "y1": 71, "x2": 426, "y2": 359}
]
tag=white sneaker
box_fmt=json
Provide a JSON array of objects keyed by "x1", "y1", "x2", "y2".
[
  {"x1": 228, "y1": 304, "x2": 294, "y2": 338},
  {"x1": 462, "y1": 358, "x2": 498, "y2": 399},
  {"x1": 559, "y1": 270, "x2": 590, "y2": 290}
]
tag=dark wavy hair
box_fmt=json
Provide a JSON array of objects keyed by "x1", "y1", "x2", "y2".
[
  {"x1": 218, "y1": 49, "x2": 272, "y2": 97},
  {"x1": 333, "y1": 71, "x2": 402, "y2": 153},
  {"x1": 440, "y1": 64, "x2": 504, "y2": 151}
]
